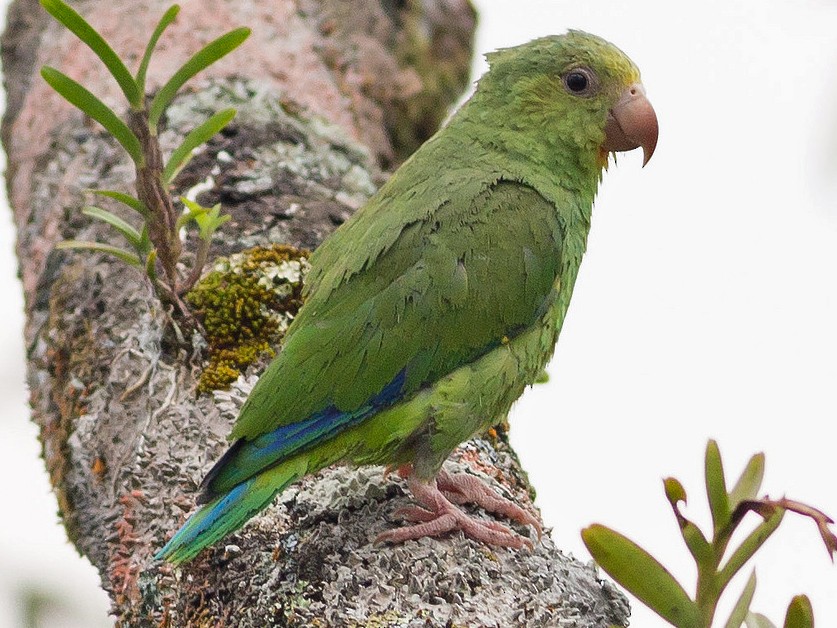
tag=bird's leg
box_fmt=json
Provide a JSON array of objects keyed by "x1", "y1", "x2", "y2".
[{"x1": 375, "y1": 465, "x2": 538, "y2": 549}]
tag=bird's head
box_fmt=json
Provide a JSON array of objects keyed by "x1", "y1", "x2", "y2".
[{"x1": 479, "y1": 31, "x2": 658, "y2": 168}]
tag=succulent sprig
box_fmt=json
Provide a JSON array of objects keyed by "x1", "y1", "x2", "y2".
[
  {"x1": 583, "y1": 440, "x2": 834, "y2": 628},
  {"x1": 41, "y1": 0, "x2": 250, "y2": 321}
]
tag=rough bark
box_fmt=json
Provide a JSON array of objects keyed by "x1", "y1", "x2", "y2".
[{"x1": 2, "y1": 1, "x2": 630, "y2": 626}]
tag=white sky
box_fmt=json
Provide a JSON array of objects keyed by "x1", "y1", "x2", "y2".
[
  {"x1": 1, "y1": 0, "x2": 836, "y2": 626},
  {"x1": 479, "y1": 1, "x2": 837, "y2": 626}
]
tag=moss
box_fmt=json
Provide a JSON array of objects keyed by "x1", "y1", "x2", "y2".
[{"x1": 188, "y1": 244, "x2": 310, "y2": 393}]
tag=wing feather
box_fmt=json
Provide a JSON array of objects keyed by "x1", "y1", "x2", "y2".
[{"x1": 230, "y1": 176, "x2": 564, "y2": 442}]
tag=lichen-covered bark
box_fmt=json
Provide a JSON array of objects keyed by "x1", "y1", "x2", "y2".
[{"x1": 2, "y1": 1, "x2": 629, "y2": 625}]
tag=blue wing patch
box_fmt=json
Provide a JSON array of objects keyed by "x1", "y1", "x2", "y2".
[{"x1": 198, "y1": 370, "x2": 407, "y2": 501}]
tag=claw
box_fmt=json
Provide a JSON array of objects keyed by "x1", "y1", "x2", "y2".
[
  {"x1": 437, "y1": 469, "x2": 543, "y2": 540},
  {"x1": 376, "y1": 465, "x2": 541, "y2": 549},
  {"x1": 391, "y1": 505, "x2": 436, "y2": 522}
]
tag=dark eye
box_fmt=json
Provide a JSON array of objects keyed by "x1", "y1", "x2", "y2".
[{"x1": 565, "y1": 71, "x2": 589, "y2": 93}]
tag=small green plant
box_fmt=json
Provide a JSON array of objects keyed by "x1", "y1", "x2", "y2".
[
  {"x1": 582, "y1": 440, "x2": 835, "y2": 628},
  {"x1": 40, "y1": 0, "x2": 250, "y2": 319}
]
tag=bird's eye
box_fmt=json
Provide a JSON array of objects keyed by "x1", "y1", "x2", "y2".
[
  {"x1": 562, "y1": 68, "x2": 596, "y2": 96},
  {"x1": 565, "y1": 72, "x2": 588, "y2": 92}
]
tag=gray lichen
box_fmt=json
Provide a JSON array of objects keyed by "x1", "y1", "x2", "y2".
[{"x1": 148, "y1": 445, "x2": 628, "y2": 628}]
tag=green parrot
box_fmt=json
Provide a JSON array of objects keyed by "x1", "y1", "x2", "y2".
[{"x1": 156, "y1": 30, "x2": 658, "y2": 564}]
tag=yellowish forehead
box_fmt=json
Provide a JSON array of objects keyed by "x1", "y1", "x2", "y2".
[{"x1": 563, "y1": 31, "x2": 641, "y2": 86}]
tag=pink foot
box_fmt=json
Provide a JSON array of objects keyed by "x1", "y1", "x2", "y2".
[
  {"x1": 375, "y1": 466, "x2": 540, "y2": 549},
  {"x1": 436, "y1": 468, "x2": 543, "y2": 540}
]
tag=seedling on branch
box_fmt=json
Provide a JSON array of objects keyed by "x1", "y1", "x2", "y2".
[
  {"x1": 582, "y1": 440, "x2": 834, "y2": 628},
  {"x1": 40, "y1": 0, "x2": 250, "y2": 321}
]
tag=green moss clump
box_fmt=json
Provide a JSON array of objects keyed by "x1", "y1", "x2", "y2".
[{"x1": 188, "y1": 244, "x2": 310, "y2": 393}]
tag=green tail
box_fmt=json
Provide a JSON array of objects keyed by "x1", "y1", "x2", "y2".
[{"x1": 155, "y1": 458, "x2": 306, "y2": 565}]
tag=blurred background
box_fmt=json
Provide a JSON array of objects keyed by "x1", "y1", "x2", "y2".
[{"x1": 1, "y1": 0, "x2": 835, "y2": 626}]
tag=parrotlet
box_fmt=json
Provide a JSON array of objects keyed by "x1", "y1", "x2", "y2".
[{"x1": 157, "y1": 30, "x2": 658, "y2": 564}]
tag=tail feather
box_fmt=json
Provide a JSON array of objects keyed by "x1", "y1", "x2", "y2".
[{"x1": 155, "y1": 459, "x2": 306, "y2": 565}]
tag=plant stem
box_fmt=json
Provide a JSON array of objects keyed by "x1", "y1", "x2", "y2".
[
  {"x1": 178, "y1": 237, "x2": 209, "y2": 295},
  {"x1": 128, "y1": 108, "x2": 181, "y2": 292}
]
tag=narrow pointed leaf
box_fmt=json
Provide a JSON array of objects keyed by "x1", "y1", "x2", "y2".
[
  {"x1": 176, "y1": 197, "x2": 207, "y2": 230},
  {"x1": 682, "y1": 519, "x2": 713, "y2": 568},
  {"x1": 765, "y1": 497, "x2": 837, "y2": 560},
  {"x1": 40, "y1": 0, "x2": 140, "y2": 106},
  {"x1": 729, "y1": 453, "x2": 766, "y2": 511},
  {"x1": 163, "y1": 108, "x2": 236, "y2": 183},
  {"x1": 725, "y1": 571, "x2": 758, "y2": 628},
  {"x1": 706, "y1": 439, "x2": 731, "y2": 534},
  {"x1": 199, "y1": 213, "x2": 231, "y2": 242},
  {"x1": 148, "y1": 27, "x2": 251, "y2": 129},
  {"x1": 783, "y1": 595, "x2": 814, "y2": 628},
  {"x1": 664, "y1": 477, "x2": 713, "y2": 566},
  {"x1": 746, "y1": 614, "x2": 777, "y2": 628},
  {"x1": 582, "y1": 524, "x2": 700, "y2": 628},
  {"x1": 135, "y1": 4, "x2": 181, "y2": 94},
  {"x1": 56, "y1": 240, "x2": 142, "y2": 267},
  {"x1": 87, "y1": 189, "x2": 149, "y2": 217},
  {"x1": 194, "y1": 204, "x2": 230, "y2": 241},
  {"x1": 139, "y1": 225, "x2": 152, "y2": 253},
  {"x1": 41, "y1": 67, "x2": 143, "y2": 164},
  {"x1": 145, "y1": 249, "x2": 158, "y2": 281},
  {"x1": 719, "y1": 509, "x2": 784, "y2": 589},
  {"x1": 82, "y1": 206, "x2": 142, "y2": 248}
]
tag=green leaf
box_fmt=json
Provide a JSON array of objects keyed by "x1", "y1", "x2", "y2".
[
  {"x1": 145, "y1": 249, "x2": 158, "y2": 281},
  {"x1": 746, "y1": 613, "x2": 777, "y2": 628},
  {"x1": 582, "y1": 524, "x2": 701, "y2": 628},
  {"x1": 163, "y1": 108, "x2": 236, "y2": 183},
  {"x1": 179, "y1": 198, "x2": 230, "y2": 241},
  {"x1": 729, "y1": 453, "x2": 766, "y2": 511},
  {"x1": 135, "y1": 4, "x2": 180, "y2": 95},
  {"x1": 55, "y1": 240, "x2": 141, "y2": 267},
  {"x1": 664, "y1": 476, "x2": 688, "y2": 504},
  {"x1": 148, "y1": 27, "x2": 251, "y2": 129},
  {"x1": 725, "y1": 571, "x2": 757, "y2": 628},
  {"x1": 82, "y1": 206, "x2": 142, "y2": 248},
  {"x1": 194, "y1": 204, "x2": 230, "y2": 241},
  {"x1": 706, "y1": 439, "x2": 731, "y2": 534},
  {"x1": 87, "y1": 189, "x2": 149, "y2": 218},
  {"x1": 783, "y1": 595, "x2": 814, "y2": 628},
  {"x1": 41, "y1": 67, "x2": 143, "y2": 165},
  {"x1": 40, "y1": 0, "x2": 140, "y2": 106},
  {"x1": 138, "y1": 225, "x2": 152, "y2": 254},
  {"x1": 719, "y1": 509, "x2": 785, "y2": 589},
  {"x1": 176, "y1": 196, "x2": 210, "y2": 230},
  {"x1": 664, "y1": 477, "x2": 713, "y2": 567}
]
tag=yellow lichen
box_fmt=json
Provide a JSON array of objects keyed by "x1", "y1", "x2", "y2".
[{"x1": 188, "y1": 244, "x2": 310, "y2": 393}]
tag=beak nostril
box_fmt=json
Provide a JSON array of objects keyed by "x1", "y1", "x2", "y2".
[{"x1": 603, "y1": 85, "x2": 658, "y2": 166}]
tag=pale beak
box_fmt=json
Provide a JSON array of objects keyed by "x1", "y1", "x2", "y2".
[{"x1": 602, "y1": 83, "x2": 658, "y2": 166}]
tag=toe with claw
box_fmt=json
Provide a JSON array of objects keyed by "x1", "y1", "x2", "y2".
[{"x1": 375, "y1": 465, "x2": 541, "y2": 549}]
